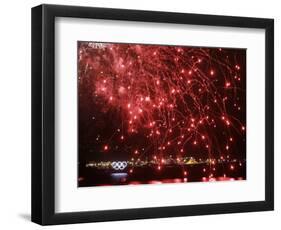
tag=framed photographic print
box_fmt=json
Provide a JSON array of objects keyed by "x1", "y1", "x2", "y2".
[{"x1": 31, "y1": 4, "x2": 274, "y2": 225}]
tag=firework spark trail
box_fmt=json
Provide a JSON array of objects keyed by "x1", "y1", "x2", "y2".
[{"x1": 78, "y1": 42, "x2": 246, "y2": 169}]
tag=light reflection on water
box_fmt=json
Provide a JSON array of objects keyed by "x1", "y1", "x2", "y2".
[
  {"x1": 131, "y1": 177, "x2": 244, "y2": 185},
  {"x1": 110, "y1": 173, "x2": 244, "y2": 185}
]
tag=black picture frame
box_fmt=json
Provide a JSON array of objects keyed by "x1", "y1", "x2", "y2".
[{"x1": 31, "y1": 4, "x2": 274, "y2": 225}]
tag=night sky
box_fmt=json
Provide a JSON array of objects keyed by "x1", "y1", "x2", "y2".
[{"x1": 78, "y1": 42, "x2": 246, "y2": 167}]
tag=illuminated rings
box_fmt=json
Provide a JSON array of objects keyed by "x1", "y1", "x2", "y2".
[{"x1": 111, "y1": 161, "x2": 127, "y2": 170}]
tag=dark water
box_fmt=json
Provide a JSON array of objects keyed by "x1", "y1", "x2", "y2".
[{"x1": 78, "y1": 162, "x2": 246, "y2": 187}]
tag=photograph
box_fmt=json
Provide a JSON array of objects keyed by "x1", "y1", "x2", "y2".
[
  {"x1": 77, "y1": 42, "x2": 246, "y2": 187},
  {"x1": 30, "y1": 3, "x2": 274, "y2": 225}
]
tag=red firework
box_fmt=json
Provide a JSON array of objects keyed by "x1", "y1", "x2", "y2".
[{"x1": 78, "y1": 42, "x2": 246, "y2": 167}]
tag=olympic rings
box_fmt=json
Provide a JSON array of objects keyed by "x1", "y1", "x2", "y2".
[{"x1": 111, "y1": 161, "x2": 127, "y2": 170}]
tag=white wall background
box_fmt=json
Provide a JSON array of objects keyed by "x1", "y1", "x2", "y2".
[{"x1": 0, "y1": 0, "x2": 278, "y2": 229}]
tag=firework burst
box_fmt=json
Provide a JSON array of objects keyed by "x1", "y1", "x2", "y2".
[{"x1": 78, "y1": 41, "x2": 246, "y2": 173}]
